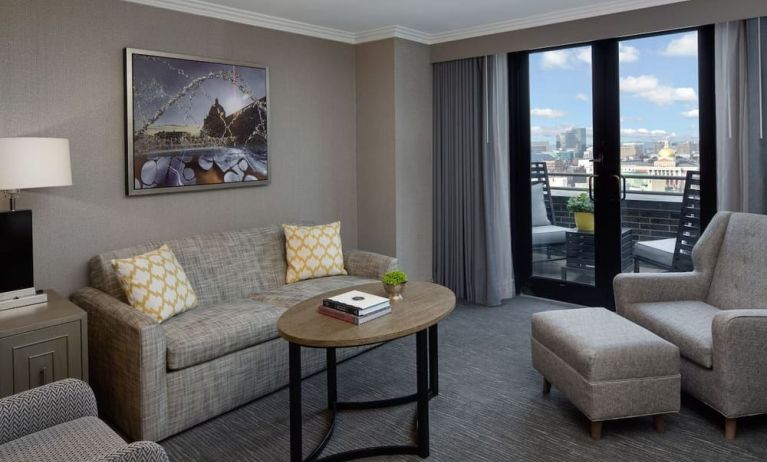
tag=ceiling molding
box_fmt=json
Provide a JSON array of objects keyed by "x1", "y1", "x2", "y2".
[{"x1": 123, "y1": 0, "x2": 689, "y2": 46}]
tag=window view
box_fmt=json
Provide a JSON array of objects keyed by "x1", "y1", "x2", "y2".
[{"x1": 528, "y1": 31, "x2": 702, "y2": 284}]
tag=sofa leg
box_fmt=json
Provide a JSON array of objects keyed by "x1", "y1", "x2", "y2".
[
  {"x1": 590, "y1": 421, "x2": 603, "y2": 440},
  {"x1": 654, "y1": 415, "x2": 665, "y2": 433},
  {"x1": 542, "y1": 377, "x2": 551, "y2": 395},
  {"x1": 725, "y1": 417, "x2": 737, "y2": 441}
]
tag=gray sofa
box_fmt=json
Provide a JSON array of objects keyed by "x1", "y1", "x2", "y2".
[
  {"x1": 70, "y1": 225, "x2": 397, "y2": 442},
  {"x1": 0, "y1": 379, "x2": 167, "y2": 461},
  {"x1": 614, "y1": 211, "x2": 767, "y2": 439}
]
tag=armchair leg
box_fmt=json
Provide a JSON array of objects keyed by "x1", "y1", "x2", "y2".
[
  {"x1": 654, "y1": 415, "x2": 665, "y2": 433},
  {"x1": 542, "y1": 377, "x2": 551, "y2": 395},
  {"x1": 590, "y1": 421, "x2": 603, "y2": 440},
  {"x1": 724, "y1": 417, "x2": 737, "y2": 441}
]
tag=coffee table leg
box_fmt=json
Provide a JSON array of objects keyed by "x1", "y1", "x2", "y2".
[
  {"x1": 289, "y1": 342, "x2": 302, "y2": 462},
  {"x1": 429, "y1": 325, "x2": 439, "y2": 397},
  {"x1": 327, "y1": 347, "x2": 337, "y2": 411},
  {"x1": 416, "y1": 330, "x2": 430, "y2": 458}
]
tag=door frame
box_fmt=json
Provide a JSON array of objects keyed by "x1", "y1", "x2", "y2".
[{"x1": 509, "y1": 26, "x2": 717, "y2": 308}]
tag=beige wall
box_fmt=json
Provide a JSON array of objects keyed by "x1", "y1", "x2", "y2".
[
  {"x1": 0, "y1": 0, "x2": 358, "y2": 295},
  {"x1": 394, "y1": 39, "x2": 433, "y2": 281},
  {"x1": 355, "y1": 38, "x2": 433, "y2": 280},
  {"x1": 432, "y1": 0, "x2": 767, "y2": 62},
  {"x1": 355, "y1": 40, "x2": 397, "y2": 257}
]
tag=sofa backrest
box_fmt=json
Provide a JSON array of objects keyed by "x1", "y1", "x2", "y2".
[
  {"x1": 89, "y1": 226, "x2": 288, "y2": 307},
  {"x1": 707, "y1": 212, "x2": 767, "y2": 309}
]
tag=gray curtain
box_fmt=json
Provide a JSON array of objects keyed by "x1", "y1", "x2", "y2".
[
  {"x1": 433, "y1": 55, "x2": 514, "y2": 306},
  {"x1": 715, "y1": 17, "x2": 767, "y2": 214}
]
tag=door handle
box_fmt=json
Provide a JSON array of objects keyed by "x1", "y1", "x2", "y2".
[
  {"x1": 588, "y1": 175, "x2": 597, "y2": 201},
  {"x1": 610, "y1": 174, "x2": 627, "y2": 201}
]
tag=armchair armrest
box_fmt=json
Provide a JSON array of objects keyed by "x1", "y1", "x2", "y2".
[
  {"x1": 711, "y1": 309, "x2": 767, "y2": 416},
  {"x1": 0, "y1": 379, "x2": 97, "y2": 444},
  {"x1": 613, "y1": 271, "x2": 711, "y2": 316},
  {"x1": 344, "y1": 250, "x2": 398, "y2": 279},
  {"x1": 92, "y1": 441, "x2": 169, "y2": 462},
  {"x1": 70, "y1": 287, "x2": 169, "y2": 442}
]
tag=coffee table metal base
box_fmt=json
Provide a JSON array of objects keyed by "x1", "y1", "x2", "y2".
[{"x1": 289, "y1": 325, "x2": 439, "y2": 462}]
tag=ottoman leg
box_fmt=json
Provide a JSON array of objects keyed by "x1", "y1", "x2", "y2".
[
  {"x1": 543, "y1": 378, "x2": 552, "y2": 395},
  {"x1": 654, "y1": 415, "x2": 665, "y2": 433},
  {"x1": 724, "y1": 418, "x2": 737, "y2": 441},
  {"x1": 590, "y1": 421, "x2": 603, "y2": 440}
]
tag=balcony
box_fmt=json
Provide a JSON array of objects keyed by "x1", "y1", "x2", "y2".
[{"x1": 532, "y1": 173, "x2": 694, "y2": 285}]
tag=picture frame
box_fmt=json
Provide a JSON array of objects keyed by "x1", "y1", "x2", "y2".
[{"x1": 125, "y1": 48, "x2": 270, "y2": 196}]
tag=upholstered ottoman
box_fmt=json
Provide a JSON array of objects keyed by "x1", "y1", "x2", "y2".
[{"x1": 531, "y1": 307, "x2": 680, "y2": 439}]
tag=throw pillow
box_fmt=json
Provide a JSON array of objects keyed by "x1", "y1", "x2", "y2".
[
  {"x1": 531, "y1": 183, "x2": 552, "y2": 227},
  {"x1": 111, "y1": 244, "x2": 198, "y2": 323},
  {"x1": 283, "y1": 222, "x2": 347, "y2": 284}
]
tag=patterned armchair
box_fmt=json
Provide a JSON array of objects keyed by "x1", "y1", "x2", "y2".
[
  {"x1": 0, "y1": 379, "x2": 167, "y2": 461},
  {"x1": 614, "y1": 212, "x2": 767, "y2": 440}
]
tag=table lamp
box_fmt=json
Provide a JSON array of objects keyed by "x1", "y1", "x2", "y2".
[{"x1": 0, "y1": 137, "x2": 72, "y2": 310}]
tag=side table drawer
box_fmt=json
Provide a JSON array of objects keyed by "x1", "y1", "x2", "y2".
[{"x1": 0, "y1": 321, "x2": 84, "y2": 397}]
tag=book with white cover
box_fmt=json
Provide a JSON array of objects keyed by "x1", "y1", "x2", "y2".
[{"x1": 325, "y1": 290, "x2": 390, "y2": 311}]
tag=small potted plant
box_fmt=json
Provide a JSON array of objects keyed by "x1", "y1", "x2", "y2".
[
  {"x1": 567, "y1": 193, "x2": 595, "y2": 232},
  {"x1": 382, "y1": 270, "x2": 408, "y2": 301}
]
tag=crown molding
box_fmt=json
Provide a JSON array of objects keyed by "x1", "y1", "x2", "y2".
[
  {"x1": 122, "y1": 0, "x2": 689, "y2": 46},
  {"x1": 428, "y1": 0, "x2": 688, "y2": 44}
]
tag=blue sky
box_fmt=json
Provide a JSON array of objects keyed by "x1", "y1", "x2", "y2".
[{"x1": 529, "y1": 31, "x2": 699, "y2": 145}]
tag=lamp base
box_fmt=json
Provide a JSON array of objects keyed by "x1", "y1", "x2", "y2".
[
  {"x1": 0, "y1": 288, "x2": 47, "y2": 311},
  {"x1": 1, "y1": 189, "x2": 19, "y2": 212}
]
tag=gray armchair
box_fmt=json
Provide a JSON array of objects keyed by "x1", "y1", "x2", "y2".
[
  {"x1": 0, "y1": 379, "x2": 168, "y2": 461},
  {"x1": 614, "y1": 211, "x2": 767, "y2": 440}
]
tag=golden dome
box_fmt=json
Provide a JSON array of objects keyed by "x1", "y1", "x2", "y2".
[{"x1": 657, "y1": 140, "x2": 675, "y2": 159}]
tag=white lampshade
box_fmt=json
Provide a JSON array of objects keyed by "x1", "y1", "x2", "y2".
[{"x1": 0, "y1": 138, "x2": 72, "y2": 191}]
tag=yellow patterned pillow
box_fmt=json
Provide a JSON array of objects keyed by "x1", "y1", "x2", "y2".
[
  {"x1": 111, "y1": 245, "x2": 198, "y2": 323},
  {"x1": 283, "y1": 222, "x2": 347, "y2": 283}
]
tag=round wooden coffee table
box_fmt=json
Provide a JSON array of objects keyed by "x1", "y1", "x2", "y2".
[{"x1": 278, "y1": 281, "x2": 455, "y2": 462}]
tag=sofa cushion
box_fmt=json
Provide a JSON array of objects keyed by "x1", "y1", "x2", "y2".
[
  {"x1": 89, "y1": 226, "x2": 288, "y2": 307},
  {"x1": 532, "y1": 225, "x2": 568, "y2": 246},
  {"x1": 707, "y1": 213, "x2": 767, "y2": 309},
  {"x1": 623, "y1": 300, "x2": 719, "y2": 368},
  {"x1": 0, "y1": 417, "x2": 125, "y2": 462},
  {"x1": 162, "y1": 298, "x2": 284, "y2": 370},
  {"x1": 251, "y1": 275, "x2": 379, "y2": 310},
  {"x1": 634, "y1": 238, "x2": 675, "y2": 268}
]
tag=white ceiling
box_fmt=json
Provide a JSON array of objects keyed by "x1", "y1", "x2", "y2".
[{"x1": 125, "y1": 0, "x2": 689, "y2": 44}]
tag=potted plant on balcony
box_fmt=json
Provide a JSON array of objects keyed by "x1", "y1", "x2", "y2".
[
  {"x1": 567, "y1": 193, "x2": 595, "y2": 232},
  {"x1": 382, "y1": 270, "x2": 408, "y2": 301}
]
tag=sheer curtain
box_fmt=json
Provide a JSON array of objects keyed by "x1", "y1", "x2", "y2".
[
  {"x1": 433, "y1": 54, "x2": 514, "y2": 306},
  {"x1": 715, "y1": 17, "x2": 767, "y2": 214}
]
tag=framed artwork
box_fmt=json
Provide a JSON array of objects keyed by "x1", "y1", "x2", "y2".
[{"x1": 125, "y1": 48, "x2": 269, "y2": 196}]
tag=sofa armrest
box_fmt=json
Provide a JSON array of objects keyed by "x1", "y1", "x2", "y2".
[
  {"x1": 70, "y1": 287, "x2": 169, "y2": 442},
  {"x1": 344, "y1": 250, "x2": 398, "y2": 279},
  {"x1": 0, "y1": 379, "x2": 97, "y2": 444},
  {"x1": 91, "y1": 441, "x2": 169, "y2": 462},
  {"x1": 613, "y1": 271, "x2": 711, "y2": 316},
  {"x1": 711, "y1": 309, "x2": 767, "y2": 416}
]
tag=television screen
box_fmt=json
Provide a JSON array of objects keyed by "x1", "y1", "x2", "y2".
[{"x1": 0, "y1": 211, "x2": 34, "y2": 293}]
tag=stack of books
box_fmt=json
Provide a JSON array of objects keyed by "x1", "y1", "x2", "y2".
[{"x1": 319, "y1": 290, "x2": 391, "y2": 325}]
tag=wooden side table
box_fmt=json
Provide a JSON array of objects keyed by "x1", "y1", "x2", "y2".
[{"x1": 0, "y1": 291, "x2": 88, "y2": 397}]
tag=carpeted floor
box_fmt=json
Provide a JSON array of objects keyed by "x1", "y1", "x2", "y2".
[{"x1": 161, "y1": 296, "x2": 767, "y2": 461}]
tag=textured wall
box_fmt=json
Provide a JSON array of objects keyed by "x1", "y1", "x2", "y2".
[
  {"x1": 394, "y1": 39, "x2": 433, "y2": 281},
  {"x1": 355, "y1": 40, "x2": 397, "y2": 257},
  {"x1": 432, "y1": 0, "x2": 767, "y2": 62},
  {"x1": 0, "y1": 0, "x2": 358, "y2": 295}
]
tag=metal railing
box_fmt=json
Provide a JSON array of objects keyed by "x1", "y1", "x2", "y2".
[{"x1": 547, "y1": 172, "x2": 687, "y2": 197}]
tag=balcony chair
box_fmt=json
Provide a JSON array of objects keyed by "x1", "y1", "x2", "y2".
[
  {"x1": 531, "y1": 162, "x2": 570, "y2": 260},
  {"x1": 633, "y1": 171, "x2": 701, "y2": 272},
  {"x1": 615, "y1": 211, "x2": 767, "y2": 440}
]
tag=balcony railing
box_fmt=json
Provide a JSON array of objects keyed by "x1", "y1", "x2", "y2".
[{"x1": 547, "y1": 172, "x2": 687, "y2": 197}]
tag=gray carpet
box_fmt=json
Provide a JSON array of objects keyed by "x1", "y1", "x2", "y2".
[{"x1": 161, "y1": 296, "x2": 767, "y2": 461}]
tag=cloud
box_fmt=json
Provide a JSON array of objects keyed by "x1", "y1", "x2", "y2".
[
  {"x1": 575, "y1": 93, "x2": 589, "y2": 102},
  {"x1": 576, "y1": 48, "x2": 591, "y2": 64},
  {"x1": 681, "y1": 109, "x2": 699, "y2": 118},
  {"x1": 619, "y1": 44, "x2": 639, "y2": 63},
  {"x1": 541, "y1": 50, "x2": 571, "y2": 69},
  {"x1": 621, "y1": 127, "x2": 677, "y2": 139},
  {"x1": 531, "y1": 108, "x2": 566, "y2": 119},
  {"x1": 620, "y1": 74, "x2": 697, "y2": 105},
  {"x1": 663, "y1": 32, "x2": 698, "y2": 57}
]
